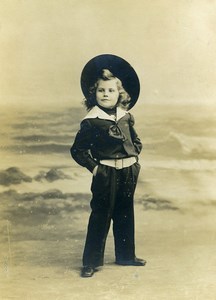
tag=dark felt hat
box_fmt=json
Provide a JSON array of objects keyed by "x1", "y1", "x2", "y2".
[{"x1": 80, "y1": 54, "x2": 140, "y2": 109}]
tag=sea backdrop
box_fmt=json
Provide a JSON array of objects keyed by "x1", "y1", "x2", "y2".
[{"x1": 0, "y1": 103, "x2": 215, "y2": 206}]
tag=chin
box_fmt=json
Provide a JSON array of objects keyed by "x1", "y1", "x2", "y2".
[{"x1": 101, "y1": 104, "x2": 111, "y2": 108}]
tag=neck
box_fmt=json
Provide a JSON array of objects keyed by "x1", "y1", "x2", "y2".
[{"x1": 97, "y1": 105, "x2": 117, "y2": 115}]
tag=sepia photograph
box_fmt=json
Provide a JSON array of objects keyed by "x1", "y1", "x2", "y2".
[{"x1": 0, "y1": 1, "x2": 216, "y2": 299}]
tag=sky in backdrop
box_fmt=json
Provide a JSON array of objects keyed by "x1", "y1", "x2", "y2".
[{"x1": 0, "y1": 0, "x2": 216, "y2": 108}]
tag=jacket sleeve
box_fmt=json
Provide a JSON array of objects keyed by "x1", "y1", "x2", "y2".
[
  {"x1": 129, "y1": 113, "x2": 143, "y2": 154},
  {"x1": 70, "y1": 119, "x2": 98, "y2": 172}
]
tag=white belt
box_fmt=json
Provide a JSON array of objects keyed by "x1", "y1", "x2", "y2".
[{"x1": 100, "y1": 157, "x2": 137, "y2": 169}]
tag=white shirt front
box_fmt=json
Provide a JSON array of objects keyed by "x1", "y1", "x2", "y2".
[{"x1": 83, "y1": 106, "x2": 128, "y2": 122}]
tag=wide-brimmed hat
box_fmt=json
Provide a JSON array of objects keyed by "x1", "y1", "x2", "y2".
[{"x1": 80, "y1": 54, "x2": 140, "y2": 109}]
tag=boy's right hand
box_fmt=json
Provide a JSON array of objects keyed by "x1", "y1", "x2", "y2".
[{"x1": 92, "y1": 165, "x2": 98, "y2": 176}]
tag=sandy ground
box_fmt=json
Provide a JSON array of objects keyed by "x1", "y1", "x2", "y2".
[{"x1": 0, "y1": 200, "x2": 215, "y2": 300}]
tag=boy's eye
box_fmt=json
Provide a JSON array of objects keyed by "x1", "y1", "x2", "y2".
[{"x1": 97, "y1": 88, "x2": 116, "y2": 93}]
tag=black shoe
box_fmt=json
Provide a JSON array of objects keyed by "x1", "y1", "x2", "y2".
[
  {"x1": 115, "y1": 257, "x2": 146, "y2": 266},
  {"x1": 81, "y1": 266, "x2": 95, "y2": 277}
]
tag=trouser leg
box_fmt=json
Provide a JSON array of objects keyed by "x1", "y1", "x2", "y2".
[
  {"x1": 112, "y1": 162, "x2": 141, "y2": 261},
  {"x1": 82, "y1": 165, "x2": 116, "y2": 267},
  {"x1": 82, "y1": 211, "x2": 111, "y2": 267}
]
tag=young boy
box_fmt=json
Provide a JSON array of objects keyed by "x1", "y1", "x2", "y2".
[{"x1": 71, "y1": 54, "x2": 146, "y2": 277}]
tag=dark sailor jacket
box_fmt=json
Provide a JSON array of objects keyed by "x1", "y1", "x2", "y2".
[{"x1": 70, "y1": 106, "x2": 142, "y2": 172}]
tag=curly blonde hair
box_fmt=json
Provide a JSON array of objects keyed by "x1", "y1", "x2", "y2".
[{"x1": 83, "y1": 69, "x2": 131, "y2": 111}]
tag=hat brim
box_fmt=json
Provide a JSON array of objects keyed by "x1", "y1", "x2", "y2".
[{"x1": 80, "y1": 54, "x2": 140, "y2": 110}]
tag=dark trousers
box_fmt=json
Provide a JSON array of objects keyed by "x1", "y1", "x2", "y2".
[{"x1": 82, "y1": 162, "x2": 141, "y2": 267}]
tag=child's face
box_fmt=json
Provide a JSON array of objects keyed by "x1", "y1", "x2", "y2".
[{"x1": 96, "y1": 79, "x2": 119, "y2": 109}]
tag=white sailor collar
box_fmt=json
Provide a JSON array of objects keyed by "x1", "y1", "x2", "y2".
[{"x1": 83, "y1": 106, "x2": 128, "y2": 122}]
